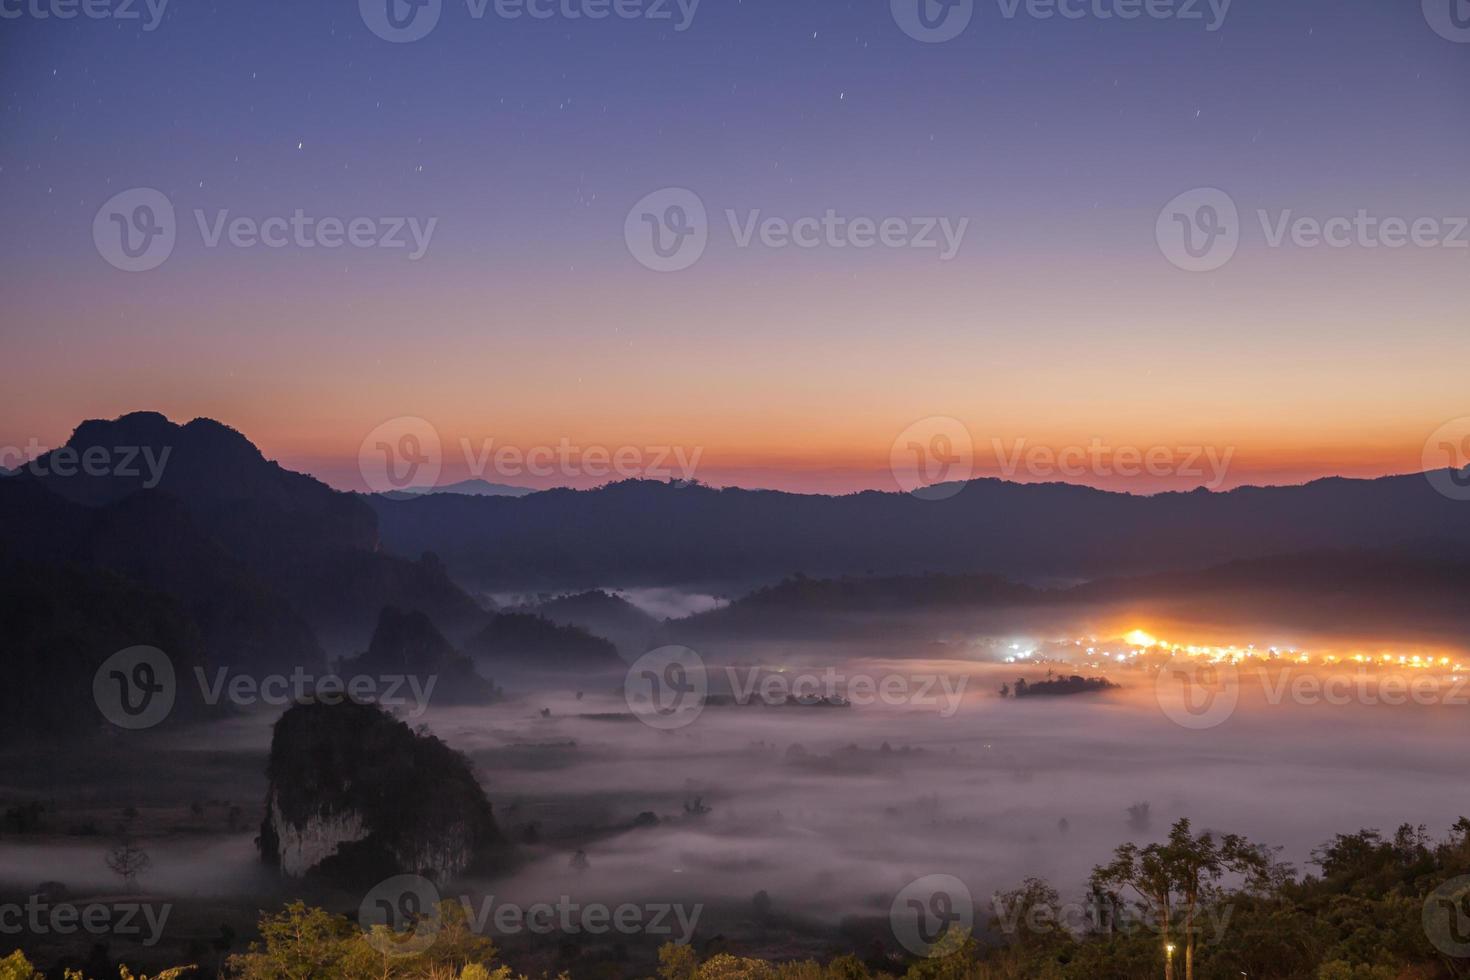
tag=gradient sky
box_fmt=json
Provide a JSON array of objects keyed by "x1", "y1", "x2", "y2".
[{"x1": 2, "y1": 0, "x2": 1467, "y2": 494}]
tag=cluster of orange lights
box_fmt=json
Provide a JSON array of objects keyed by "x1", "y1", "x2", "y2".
[{"x1": 1074, "y1": 629, "x2": 1469, "y2": 673}]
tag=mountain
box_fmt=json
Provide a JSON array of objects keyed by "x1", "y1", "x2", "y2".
[
  {"x1": 30, "y1": 412, "x2": 377, "y2": 559},
  {"x1": 1062, "y1": 548, "x2": 1470, "y2": 637},
  {"x1": 521, "y1": 589, "x2": 663, "y2": 659},
  {"x1": 368, "y1": 474, "x2": 1470, "y2": 589},
  {"x1": 671, "y1": 572, "x2": 1039, "y2": 640},
  {"x1": 466, "y1": 611, "x2": 620, "y2": 669},
  {"x1": 0, "y1": 476, "x2": 325, "y2": 673},
  {"x1": 384, "y1": 478, "x2": 536, "y2": 499},
  {"x1": 4, "y1": 412, "x2": 491, "y2": 657},
  {"x1": 0, "y1": 556, "x2": 218, "y2": 738},
  {"x1": 342, "y1": 607, "x2": 501, "y2": 704},
  {"x1": 668, "y1": 550, "x2": 1470, "y2": 644},
  {"x1": 259, "y1": 700, "x2": 500, "y2": 884}
]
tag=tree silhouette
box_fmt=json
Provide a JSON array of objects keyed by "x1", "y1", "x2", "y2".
[
  {"x1": 105, "y1": 837, "x2": 152, "y2": 891},
  {"x1": 1090, "y1": 818, "x2": 1273, "y2": 980}
]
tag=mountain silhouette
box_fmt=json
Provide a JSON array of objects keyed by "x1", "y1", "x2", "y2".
[
  {"x1": 520, "y1": 589, "x2": 663, "y2": 659},
  {"x1": 7, "y1": 412, "x2": 489, "y2": 656},
  {"x1": 383, "y1": 478, "x2": 536, "y2": 499},
  {"x1": 368, "y1": 473, "x2": 1470, "y2": 589},
  {"x1": 341, "y1": 606, "x2": 501, "y2": 703}
]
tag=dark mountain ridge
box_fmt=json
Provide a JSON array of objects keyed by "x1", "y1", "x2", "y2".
[
  {"x1": 4, "y1": 412, "x2": 488, "y2": 657},
  {"x1": 368, "y1": 470, "x2": 1470, "y2": 589},
  {"x1": 669, "y1": 549, "x2": 1470, "y2": 643}
]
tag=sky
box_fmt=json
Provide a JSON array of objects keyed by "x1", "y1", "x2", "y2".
[{"x1": 2, "y1": 0, "x2": 1468, "y2": 494}]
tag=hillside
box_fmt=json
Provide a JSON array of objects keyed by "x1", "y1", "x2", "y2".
[{"x1": 368, "y1": 473, "x2": 1470, "y2": 589}]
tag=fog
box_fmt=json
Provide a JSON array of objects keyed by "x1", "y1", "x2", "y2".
[
  {"x1": 446, "y1": 653, "x2": 1470, "y2": 923},
  {"x1": 4, "y1": 603, "x2": 1468, "y2": 958}
]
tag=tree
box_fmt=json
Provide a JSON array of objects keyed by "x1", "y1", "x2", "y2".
[
  {"x1": 105, "y1": 838, "x2": 152, "y2": 891},
  {"x1": 229, "y1": 901, "x2": 356, "y2": 980},
  {"x1": 0, "y1": 950, "x2": 42, "y2": 980},
  {"x1": 693, "y1": 953, "x2": 774, "y2": 980},
  {"x1": 989, "y1": 877, "x2": 1064, "y2": 955},
  {"x1": 657, "y1": 942, "x2": 698, "y2": 980},
  {"x1": 1091, "y1": 818, "x2": 1273, "y2": 980},
  {"x1": 230, "y1": 900, "x2": 497, "y2": 980}
]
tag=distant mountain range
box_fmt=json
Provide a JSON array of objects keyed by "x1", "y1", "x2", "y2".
[
  {"x1": 381, "y1": 478, "x2": 536, "y2": 500},
  {"x1": 517, "y1": 589, "x2": 664, "y2": 659},
  {"x1": 368, "y1": 469, "x2": 1470, "y2": 590},
  {"x1": 5, "y1": 410, "x2": 1468, "y2": 740},
  {"x1": 667, "y1": 552, "x2": 1470, "y2": 642},
  {"x1": 0, "y1": 413, "x2": 615, "y2": 736}
]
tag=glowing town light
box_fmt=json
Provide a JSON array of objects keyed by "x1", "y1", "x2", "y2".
[{"x1": 1124, "y1": 630, "x2": 1158, "y2": 648}]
